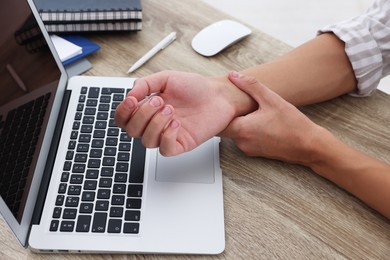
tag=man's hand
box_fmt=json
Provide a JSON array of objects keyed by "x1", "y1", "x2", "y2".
[{"x1": 115, "y1": 70, "x2": 252, "y2": 156}]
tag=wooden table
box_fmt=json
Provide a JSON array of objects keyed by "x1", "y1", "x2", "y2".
[{"x1": 1, "y1": 0, "x2": 390, "y2": 259}]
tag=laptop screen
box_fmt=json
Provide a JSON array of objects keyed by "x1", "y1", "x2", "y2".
[{"x1": 0, "y1": 0, "x2": 62, "y2": 235}]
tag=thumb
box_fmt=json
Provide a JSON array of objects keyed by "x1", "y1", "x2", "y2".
[{"x1": 228, "y1": 71, "x2": 272, "y2": 105}]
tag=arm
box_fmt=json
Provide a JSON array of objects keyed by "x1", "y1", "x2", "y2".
[
  {"x1": 224, "y1": 72, "x2": 390, "y2": 219},
  {"x1": 115, "y1": 33, "x2": 356, "y2": 155}
]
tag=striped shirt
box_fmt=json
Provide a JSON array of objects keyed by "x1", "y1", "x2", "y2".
[{"x1": 318, "y1": 0, "x2": 390, "y2": 96}]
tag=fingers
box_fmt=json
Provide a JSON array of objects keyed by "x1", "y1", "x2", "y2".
[
  {"x1": 159, "y1": 119, "x2": 183, "y2": 156},
  {"x1": 114, "y1": 95, "x2": 138, "y2": 129},
  {"x1": 128, "y1": 71, "x2": 171, "y2": 101},
  {"x1": 141, "y1": 104, "x2": 175, "y2": 148}
]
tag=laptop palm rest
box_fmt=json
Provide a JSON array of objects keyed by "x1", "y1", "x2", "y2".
[{"x1": 155, "y1": 139, "x2": 216, "y2": 183}]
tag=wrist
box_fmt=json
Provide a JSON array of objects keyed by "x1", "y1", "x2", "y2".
[{"x1": 210, "y1": 74, "x2": 257, "y2": 117}]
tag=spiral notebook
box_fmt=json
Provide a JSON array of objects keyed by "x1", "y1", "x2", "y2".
[{"x1": 34, "y1": 0, "x2": 142, "y2": 33}]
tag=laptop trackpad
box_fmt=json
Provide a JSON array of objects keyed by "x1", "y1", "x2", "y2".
[{"x1": 155, "y1": 139, "x2": 216, "y2": 184}]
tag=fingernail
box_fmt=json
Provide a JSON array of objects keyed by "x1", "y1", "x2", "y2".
[
  {"x1": 149, "y1": 96, "x2": 161, "y2": 107},
  {"x1": 162, "y1": 106, "x2": 172, "y2": 116},
  {"x1": 230, "y1": 71, "x2": 241, "y2": 78},
  {"x1": 124, "y1": 97, "x2": 135, "y2": 109},
  {"x1": 170, "y1": 119, "x2": 180, "y2": 129}
]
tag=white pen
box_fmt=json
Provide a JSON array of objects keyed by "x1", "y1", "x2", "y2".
[{"x1": 127, "y1": 32, "x2": 177, "y2": 74}]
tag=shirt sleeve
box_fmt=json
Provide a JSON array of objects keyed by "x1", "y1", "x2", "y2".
[{"x1": 318, "y1": 0, "x2": 390, "y2": 97}]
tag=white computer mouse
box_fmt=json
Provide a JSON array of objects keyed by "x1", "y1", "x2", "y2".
[{"x1": 191, "y1": 19, "x2": 252, "y2": 57}]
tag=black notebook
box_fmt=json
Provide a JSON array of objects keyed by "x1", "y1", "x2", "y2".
[{"x1": 34, "y1": 0, "x2": 142, "y2": 22}]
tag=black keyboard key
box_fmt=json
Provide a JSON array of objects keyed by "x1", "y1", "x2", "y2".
[
  {"x1": 72, "y1": 164, "x2": 86, "y2": 174},
  {"x1": 76, "y1": 215, "x2": 91, "y2": 232},
  {"x1": 63, "y1": 161, "x2": 72, "y2": 171},
  {"x1": 117, "y1": 152, "x2": 130, "y2": 161},
  {"x1": 95, "y1": 121, "x2": 107, "y2": 129},
  {"x1": 72, "y1": 121, "x2": 80, "y2": 130},
  {"x1": 68, "y1": 185, "x2": 82, "y2": 195},
  {"x1": 63, "y1": 208, "x2": 77, "y2": 219},
  {"x1": 95, "y1": 200, "x2": 109, "y2": 211},
  {"x1": 92, "y1": 213, "x2": 107, "y2": 233},
  {"x1": 77, "y1": 144, "x2": 89, "y2": 152},
  {"x1": 124, "y1": 223, "x2": 139, "y2": 234},
  {"x1": 119, "y1": 143, "x2": 131, "y2": 151},
  {"x1": 80, "y1": 203, "x2": 93, "y2": 214},
  {"x1": 92, "y1": 139, "x2": 104, "y2": 148},
  {"x1": 93, "y1": 130, "x2": 105, "y2": 138},
  {"x1": 90, "y1": 149, "x2": 102, "y2": 158},
  {"x1": 75, "y1": 153, "x2": 88, "y2": 162},
  {"x1": 98, "y1": 104, "x2": 110, "y2": 111},
  {"x1": 120, "y1": 133, "x2": 132, "y2": 142},
  {"x1": 65, "y1": 196, "x2": 80, "y2": 207},
  {"x1": 113, "y1": 184, "x2": 126, "y2": 194},
  {"x1": 114, "y1": 173, "x2": 127, "y2": 183},
  {"x1": 110, "y1": 207, "x2": 123, "y2": 218},
  {"x1": 101, "y1": 87, "x2": 124, "y2": 94},
  {"x1": 88, "y1": 159, "x2": 101, "y2": 168},
  {"x1": 97, "y1": 112, "x2": 109, "y2": 120},
  {"x1": 55, "y1": 195, "x2": 64, "y2": 206},
  {"x1": 88, "y1": 87, "x2": 100, "y2": 98},
  {"x1": 68, "y1": 141, "x2": 76, "y2": 149},
  {"x1": 81, "y1": 125, "x2": 93, "y2": 133},
  {"x1": 66, "y1": 151, "x2": 74, "y2": 160},
  {"x1": 50, "y1": 220, "x2": 59, "y2": 231},
  {"x1": 61, "y1": 172, "x2": 70, "y2": 182},
  {"x1": 79, "y1": 95, "x2": 86, "y2": 103},
  {"x1": 106, "y1": 137, "x2": 118, "y2": 146},
  {"x1": 116, "y1": 162, "x2": 128, "y2": 172},
  {"x1": 101, "y1": 167, "x2": 114, "y2": 177},
  {"x1": 83, "y1": 116, "x2": 94, "y2": 124},
  {"x1": 107, "y1": 128, "x2": 119, "y2": 136},
  {"x1": 99, "y1": 178, "x2": 112, "y2": 188},
  {"x1": 70, "y1": 174, "x2": 84, "y2": 184},
  {"x1": 58, "y1": 183, "x2": 67, "y2": 194},
  {"x1": 111, "y1": 195, "x2": 125, "y2": 205},
  {"x1": 104, "y1": 147, "x2": 116, "y2": 156},
  {"x1": 86, "y1": 99, "x2": 98, "y2": 107},
  {"x1": 79, "y1": 134, "x2": 91, "y2": 143},
  {"x1": 113, "y1": 94, "x2": 124, "y2": 101},
  {"x1": 97, "y1": 189, "x2": 111, "y2": 199},
  {"x1": 82, "y1": 191, "x2": 95, "y2": 201},
  {"x1": 127, "y1": 184, "x2": 143, "y2": 197},
  {"x1": 126, "y1": 198, "x2": 141, "y2": 209},
  {"x1": 100, "y1": 95, "x2": 111, "y2": 103},
  {"x1": 108, "y1": 219, "x2": 122, "y2": 233},
  {"x1": 85, "y1": 107, "x2": 96, "y2": 115},
  {"x1": 52, "y1": 207, "x2": 62, "y2": 218},
  {"x1": 103, "y1": 157, "x2": 115, "y2": 166},
  {"x1": 84, "y1": 180, "x2": 97, "y2": 190},
  {"x1": 125, "y1": 210, "x2": 141, "y2": 221},
  {"x1": 60, "y1": 221, "x2": 75, "y2": 232},
  {"x1": 86, "y1": 169, "x2": 99, "y2": 179},
  {"x1": 128, "y1": 138, "x2": 146, "y2": 183}
]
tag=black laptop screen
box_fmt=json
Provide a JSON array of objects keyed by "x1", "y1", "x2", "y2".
[{"x1": 0, "y1": 0, "x2": 61, "y2": 222}]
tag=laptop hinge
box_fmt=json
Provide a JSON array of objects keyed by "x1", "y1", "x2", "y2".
[{"x1": 31, "y1": 90, "x2": 72, "y2": 225}]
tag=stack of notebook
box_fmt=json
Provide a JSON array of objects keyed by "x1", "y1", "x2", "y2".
[{"x1": 34, "y1": 0, "x2": 142, "y2": 33}]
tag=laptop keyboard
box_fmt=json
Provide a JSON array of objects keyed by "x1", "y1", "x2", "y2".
[{"x1": 49, "y1": 86, "x2": 146, "y2": 234}]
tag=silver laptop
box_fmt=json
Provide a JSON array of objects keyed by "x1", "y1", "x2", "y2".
[{"x1": 0, "y1": 0, "x2": 224, "y2": 254}]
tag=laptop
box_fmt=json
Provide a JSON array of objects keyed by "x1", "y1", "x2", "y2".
[{"x1": 0, "y1": 0, "x2": 224, "y2": 254}]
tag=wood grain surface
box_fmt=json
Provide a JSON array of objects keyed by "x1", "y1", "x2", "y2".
[{"x1": 1, "y1": 0, "x2": 389, "y2": 259}]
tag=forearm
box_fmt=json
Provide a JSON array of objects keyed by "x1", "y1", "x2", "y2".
[
  {"x1": 242, "y1": 33, "x2": 357, "y2": 106},
  {"x1": 306, "y1": 127, "x2": 390, "y2": 219}
]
